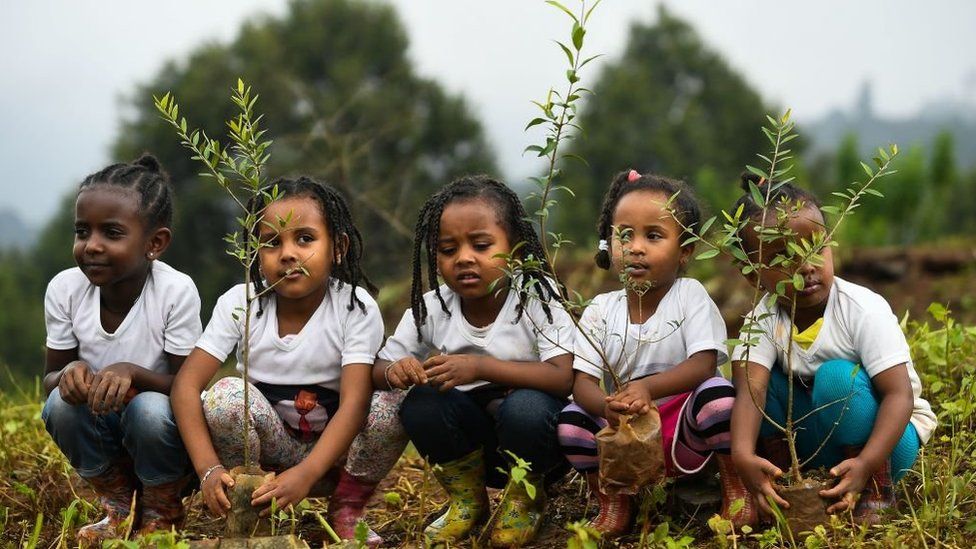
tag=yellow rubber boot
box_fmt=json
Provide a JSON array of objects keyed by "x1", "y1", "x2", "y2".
[
  {"x1": 425, "y1": 450, "x2": 489, "y2": 544},
  {"x1": 489, "y1": 473, "x2": 547, "y2": 548}
]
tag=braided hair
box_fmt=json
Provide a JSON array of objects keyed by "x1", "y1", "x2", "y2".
[
  {"x1": 732, "y1": 172, "x2": 823, "y2": 252},
  {"x1": 79, "y1": 153, "x2": 174, "y2": 229},
  {"x1": 246, "y1": 176, "x2": 376, "y2": 316},
  {"x1": 593, "y1": 170, "x2": 702, "y2": 269},
  {"x1": 410, "y1": 175, "x2": 560, "y2": 337}
]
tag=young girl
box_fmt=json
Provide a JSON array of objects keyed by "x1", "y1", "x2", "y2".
[
  {"x1": 557, "y1": 170, "x2": 750, "y2": 536},
  {"x1": 348, "y1": 175, "x2": 575, "y2": 547},
  {"x1": 170, "y1": 177, "x2": 383, "y2": 540},
  {"x1": 728, "y1": 174, "x2": 936, "y2": 525},
  {"x1": 42, "y1": 154, "x2": 201, "y2": 544}
]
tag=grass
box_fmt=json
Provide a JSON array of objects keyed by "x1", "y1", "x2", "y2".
[{"x1": 2, "y1": 304, "x2": 975, "y2": 548}]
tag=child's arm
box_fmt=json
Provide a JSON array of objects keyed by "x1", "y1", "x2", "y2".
[
  {"x1": 819, "y1": 363, "x2": 914, "y2": 512},
  {"x1": 44, "y1": 347, "x2": 91, "y2": 402},
  {"x1": 251, "y1": 363, "x2": 373, "y2": 514},
  {"x1": 372, "y1": 357, "x2": 427, "y2": 390},
  {"x1": 422, "y1": 352, "x2": 573, "y2": 396},
  {"x1": 573, "y1": 371, "x2": 609, "y2": 419},
  {"x1": 730, "y1": 361, "x2": 789, "y2": 514},
  {"x1": 171, "y1": 348, "x2": 233, "y2": 517},
  {"x1": 606, "y1": 350, "x2": 718, "y2": 415}
]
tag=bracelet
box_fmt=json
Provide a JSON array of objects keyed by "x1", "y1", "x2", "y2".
[
  {"x1": 384, "y1": 360, "x2": 401, "y2": 389},
  {"x1": 200, "y1": 464, "x2": 225, "y2": 486}
]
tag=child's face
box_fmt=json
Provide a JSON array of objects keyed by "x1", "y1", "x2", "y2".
[
  {"x1": 258, "y1": 197, "x2": 341, "y2": 302},
  {"x1": 611, "y1": 189, "x2": 691, "y2": 292},
  {"x1": 73, "y1": 187, "x2": 157, "y2": 289},
  {"x1": 436, "y1": 198, "x2": 512, "y2": 301},
  {"x1": 744, "y1": 205, "x2": 835, "y2": 312}
]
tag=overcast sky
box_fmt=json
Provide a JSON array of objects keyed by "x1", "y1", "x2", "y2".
[{"x1": 2, "y1": 0, "x2": 974, "y2": 227}]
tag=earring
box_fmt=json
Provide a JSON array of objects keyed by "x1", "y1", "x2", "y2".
[{"x1": 147, "y1": 252, "x2": 155, "y2": 260}]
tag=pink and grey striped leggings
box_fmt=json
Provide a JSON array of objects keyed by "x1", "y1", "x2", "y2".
[{"x1": 557, "y1": 376, "x2": 735, "y2": 474}]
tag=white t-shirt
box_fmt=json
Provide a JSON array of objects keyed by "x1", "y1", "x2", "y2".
[
  {"x1": 196, "y1": 279, "x2": 384, "y2": 393},
  {"x1": 378, "y1": 283, "x2": 575, "y2": 392},
  {"x1": 731, "y1": 276, "x2": 937, "y2": 444},
  {"x1": 573, "y1": 278, "x2": 729, "y2": 389},
  {"x1": 44, "y1": 261, "x2": 202, "y2": 373}
]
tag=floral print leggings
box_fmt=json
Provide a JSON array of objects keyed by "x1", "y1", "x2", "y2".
[{"x1": 204, "y1": 377, "x2": 409, "y2": 484}]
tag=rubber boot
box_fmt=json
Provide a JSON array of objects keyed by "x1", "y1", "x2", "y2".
[
  {"x1": 138, "y1": 475, "x2": 190, "y2": 536},
  {"x1": 842, "y1": 446, "x2": 895, "y2": 525},
  {"x1": 717, "y1": 454, "x2": 759, "y2": 529},
  {"x1": 425, "y1": 450, "x2": 489, "y2": 544},
  {"x1": 328, "y1": 469, "x2": 382, "y2": 547},
  {"x1": 77, "y1": 460, "x2": 139, "y2": 547},
  {"x1": 489, "y1": 472, "x2": 547, "y2": 547},
  {"x1": 583, "y1": 471, "x2": 632, "y2": 536}
]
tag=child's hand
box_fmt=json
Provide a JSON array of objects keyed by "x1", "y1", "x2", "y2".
[
  {"x1": 734, "y1": 452, "x2": 789, "y2": 515},
  {"x1": 820, "y1": 456, "x2": 873, "y2": 513},
  {"x1": 88, "y1": 362, "x2": 135, "y2": 415},
  {"x1": 58, "y1": 361, "x2": 93, "y2": 405},
  {"x1": 603, "y1": 402, "x2": 622, "y2": 428},
  {"x1": 201, "y1": 466, "x2": 234, "y2": 517},
  {"x1": 605, "y1": 382, "x2": 653, "y2": 416},
  {"x1": 386, "y1": 357, "x2": 427, "y2": 389},
  {"x1": 423, "y1": 354, "x2": 482, "y2": 392},
  {"x1": 251, "y1": 464, "x2": 316, "y2": 517}
]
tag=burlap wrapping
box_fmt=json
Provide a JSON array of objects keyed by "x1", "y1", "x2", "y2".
[{"x1": 595, "y1": 407, "x2": 665, "y2": 495}]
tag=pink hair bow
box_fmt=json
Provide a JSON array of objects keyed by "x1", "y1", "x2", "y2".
[{"x1": 627, "y1": 169, "x2": 640, "y2": 182}]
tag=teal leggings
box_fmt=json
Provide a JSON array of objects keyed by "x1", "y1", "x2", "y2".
[{"x1": 759, "y1": 359, "x2": 920, "y2": 482}]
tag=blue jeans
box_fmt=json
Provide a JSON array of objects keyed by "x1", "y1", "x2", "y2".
[
  {"x1": 42, "y1": 388, "x2": 190, "y2": 486},
  {"x1": 759, "y1": 359, "x2": 920, "y2": 482},
  {"x1": 399, "y1": 386, "x2": 568, "y2": 488}
]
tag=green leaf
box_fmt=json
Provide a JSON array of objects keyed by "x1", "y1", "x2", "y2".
[
  {"x1": 793, "y1": 273, "x2": 804, "y2": 290},
  {"x1": 860, "y1": 161, "x2": 874, "y2": 177},
  {"x1": 545, "y1": 0, "x2": 578, "y2": 22},
  {"x1": 572, "y1": 22, "x2": 585, "y2": 50},
  {"x1": 524, "y1": 117, "x2": 548, "y2": 130},
  {"x1": 696, "y1": 249, "x2": 719, "y2": 260},
  {"x1": 555, "y1": 40, "x2": 575, "y2": 66}
]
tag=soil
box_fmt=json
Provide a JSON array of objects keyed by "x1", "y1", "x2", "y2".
[
  {"x1": 775, "y1": 469, "x2": 836, "y2": 538},
  {"x1": 225, "y1": 466, "x2": 275, "y2": 538}
]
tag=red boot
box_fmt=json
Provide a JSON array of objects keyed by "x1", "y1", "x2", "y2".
[
  {"x1": 585, "y1": 471, "x2": 632, "y2": 537},
  {"x1": 328, "y1": 470, "x2": 382, "y2": 547},
  {"x1": 843, "y1": 447, "x2": 895, "y2": 525},
  {"x1": 716, "y1": 454, "x2": 759, "y2": 529},
  {"x1": 138, "y1": 475, "x2": 191, "y2": 536},
  {"x1": 77, "y1": 460, "x2": 139, "y2": 547}
]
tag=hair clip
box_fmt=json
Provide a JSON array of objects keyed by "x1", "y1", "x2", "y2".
[
  {"x1": 627, "y1": 169, "x2": 640, "y2": 182},
  {"x1": 598, "y1": 239, "x2": 609, "y2": 251}
]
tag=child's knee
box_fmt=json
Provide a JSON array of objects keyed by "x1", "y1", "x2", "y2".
[
  {"x1": 497, "y1": 389, "x2": 561, "y2": 437},
  {"x1": 42, "y1": 388, "x2": 87, "y2": 431},
  {"x1": 203, "y1": 377, "x2": 247, "y2": 430},
  {"x1": 122, "y1": 392, "x2": 176, "y2": 435},
  {"x1": 812, "y1": 359, "x2": 871, "y2": 405},
  {"x1": 556, "y1": 404, "x2": 600, "y2": 448}
]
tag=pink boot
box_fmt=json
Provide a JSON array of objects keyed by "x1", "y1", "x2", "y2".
[{"x1": 328, "y1": 469, "x2": 382, "y2": 546}]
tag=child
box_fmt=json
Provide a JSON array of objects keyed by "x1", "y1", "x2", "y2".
[
  {"x1": 170, "y1": 177, "x2": 383, "y2": 540},
  {"x1": 728, "y1": 174, "x2": 937, "y2": 525},
  {"x1": 352, "y1": 175, "x2": 575, "y2": 547},
  {"x1": 557, "y1": 170, "x2": 748, "y2": 535},
  {"x1": 42, "y1": 154, "x2": 202, "y2": 544}
]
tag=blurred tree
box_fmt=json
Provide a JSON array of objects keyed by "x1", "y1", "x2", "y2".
[
  {"x1": 36, "y1": 0, "x2": 497, "y2": 314},
  {"x1": 552, "y1": 6, "x2": 787, "y2": 244},
  {"x1": 0, "y1": 251, "x2": 45, "y2": 382}
]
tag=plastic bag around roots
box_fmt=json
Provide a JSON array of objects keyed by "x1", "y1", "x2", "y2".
[{"x1": 595, "y1": 408, "x2": 665, "y2": 495}]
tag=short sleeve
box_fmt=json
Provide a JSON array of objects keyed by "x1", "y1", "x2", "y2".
[
  {"x1": 530, "y1": 297, "x2": 574, "y2": 362},
  {"x1": 852, "y1": 304, "x2": 911, "y2": 377},
  {"x1": 163, "y1": 279, "x2": 203, "y2": 356},
  {"x1": 377, "y1": 309, "x2": 430, "y2": 362},
  {"x1": 340, "y1": 290, "x2": 385, "y2": 366},
  {"x1": 572, "y1": 298, "x2": 607, "y2": 379},
  {"x1": 44, "y1": 273, "x2": 77, "y2": 350},
  {"x1": 194, "y1": 287, "x2": 244, "y2": 362},
  {"x1": 679, "y1": 281, "x2": 729, "y2": 364},
  {"x1": 731, "y1": 300, "x2": 779, "y2": 370}
]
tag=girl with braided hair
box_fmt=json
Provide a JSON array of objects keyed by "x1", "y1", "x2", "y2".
[
  {"x1": 556, "y1": 170, "x2": 749, "y2": 536},
  {"x1": 344, "y1": 174, "x2": 575, "y2": 547},
  {"x1": 42, "y1": 154, "x2": 202, "y2": 544},
  {"x1": 170, "y1": 176, "x2": 383, "y2": 543}
]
